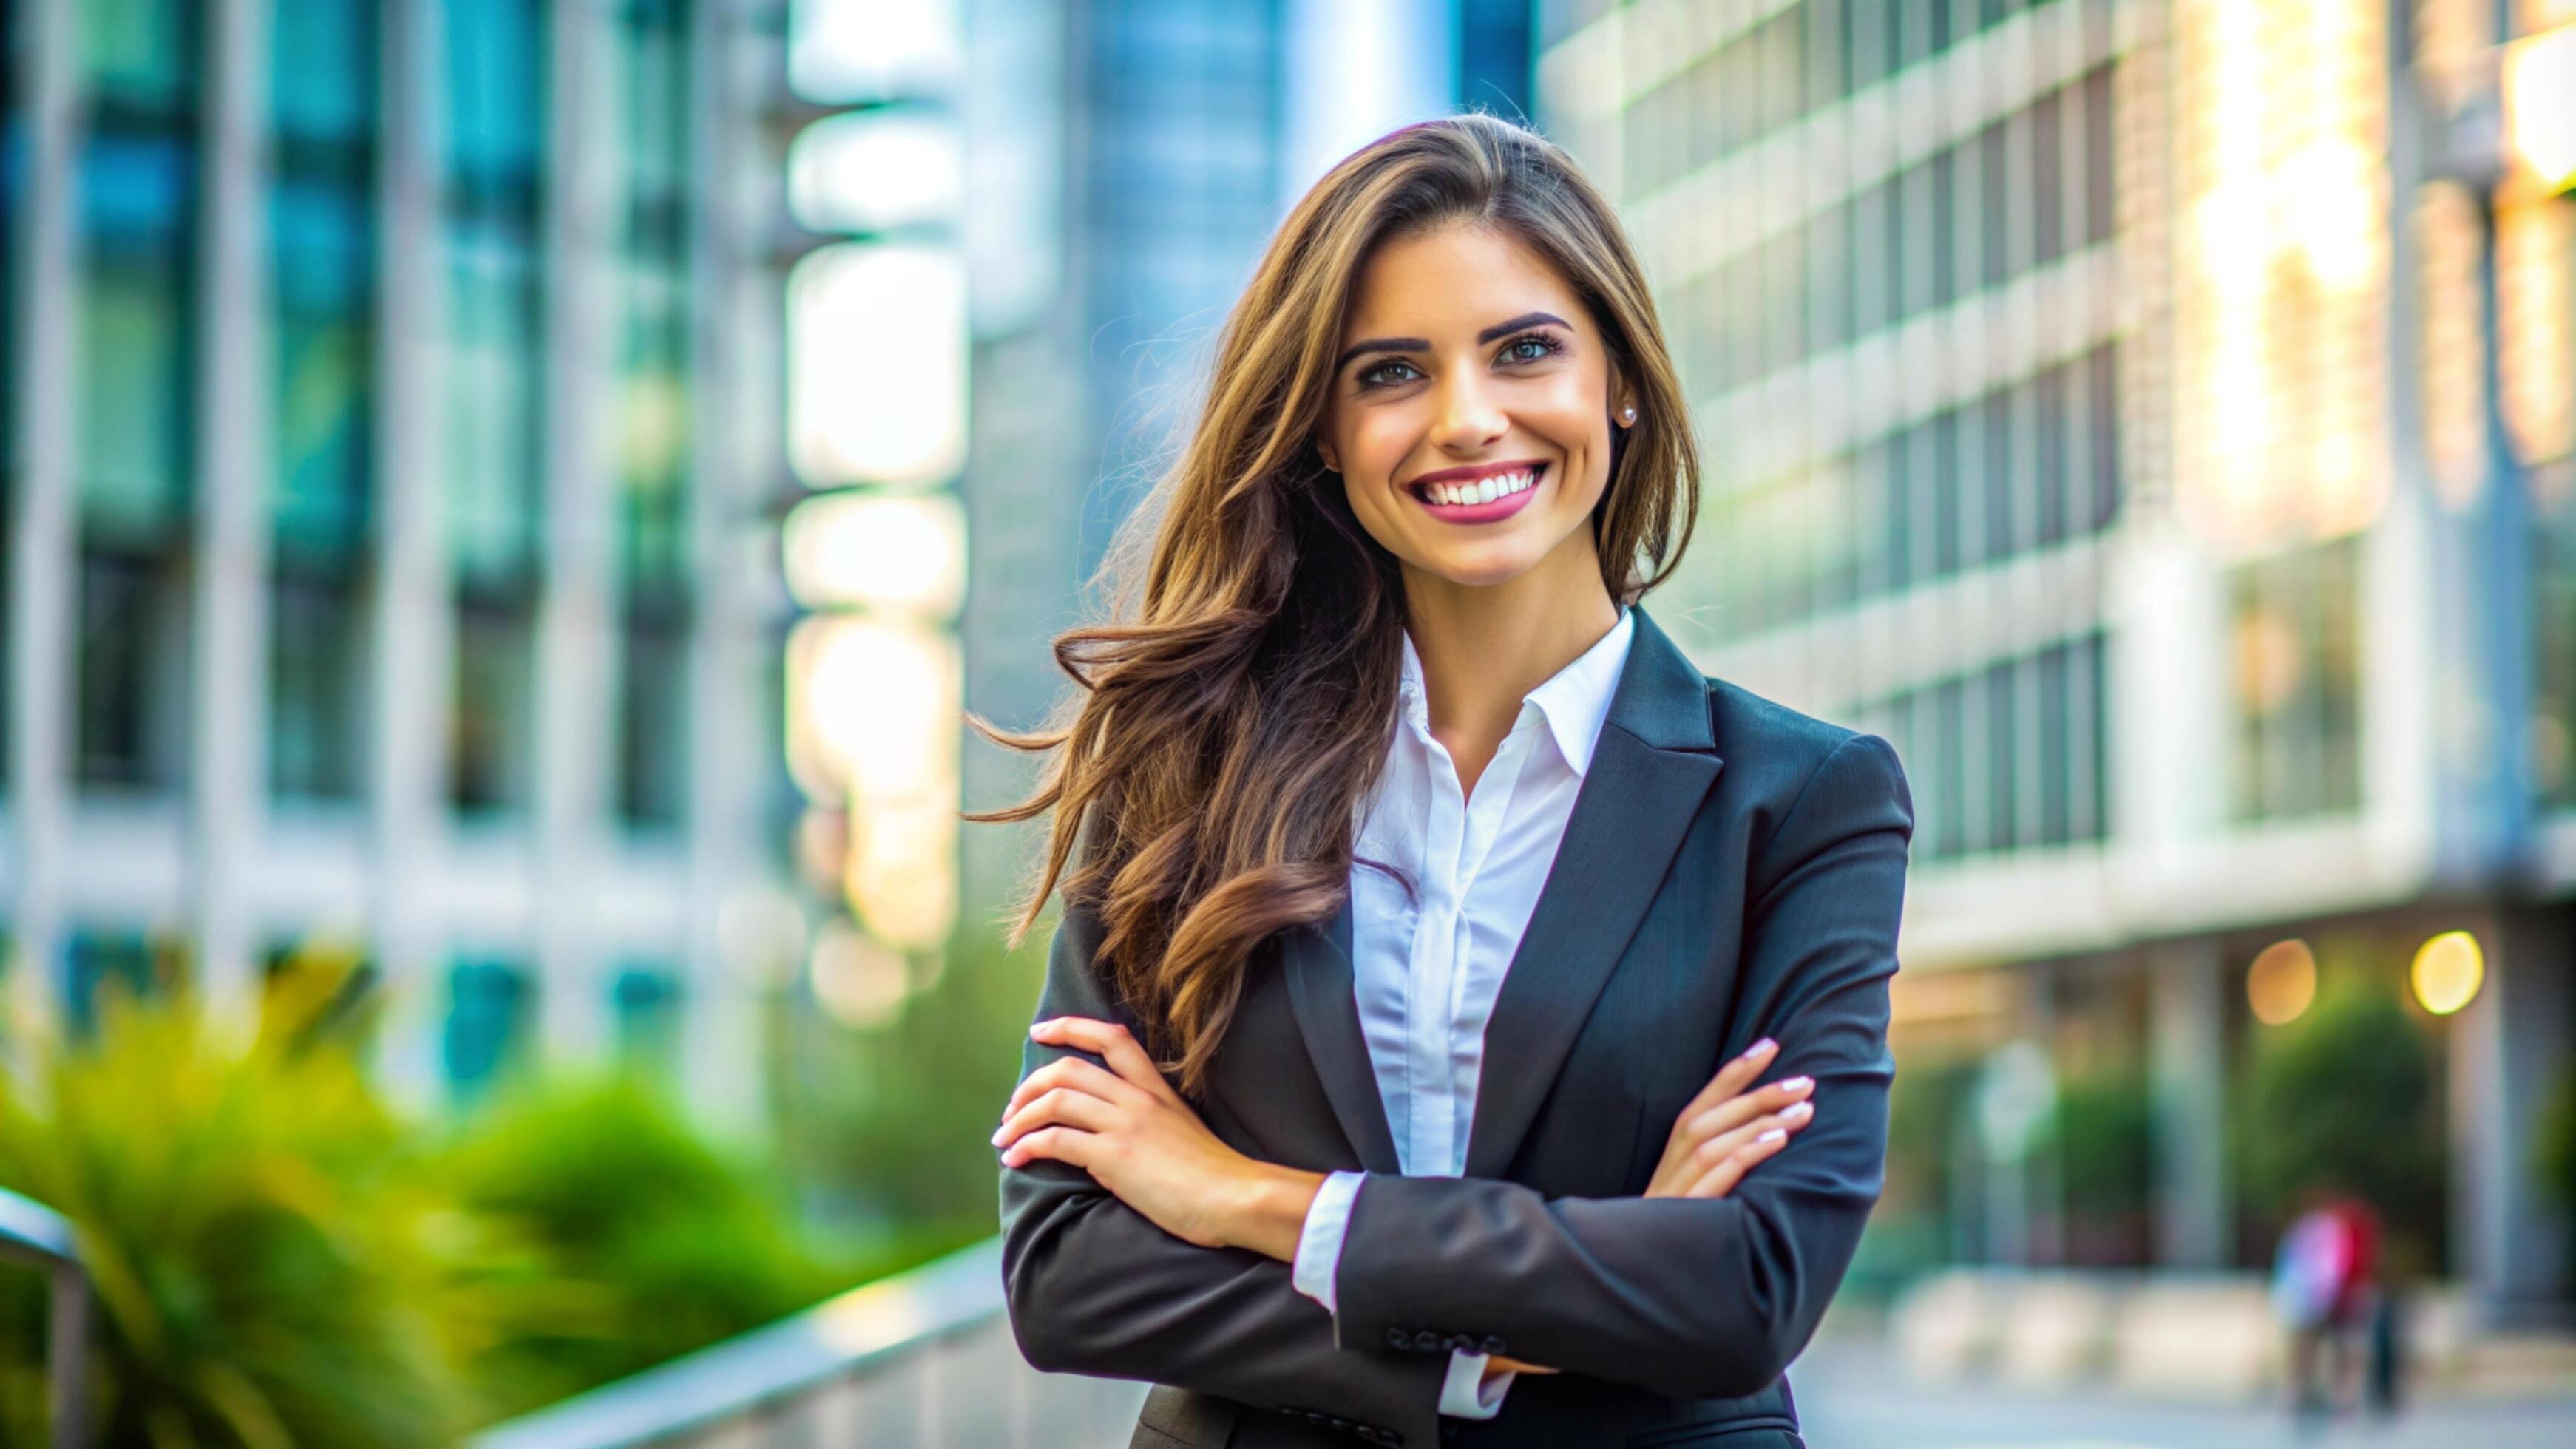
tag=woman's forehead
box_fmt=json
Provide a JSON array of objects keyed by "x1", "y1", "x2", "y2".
[{"x1": 1341, "y1": 225, "x2": 1582, "y2": 339}]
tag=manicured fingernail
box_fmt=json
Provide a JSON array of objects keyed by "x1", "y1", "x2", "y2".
[
  {"x1": 1780, "y1": 1076, "x2": 1813, "y2": 1094},
  {"x1": 1781, "y1": 1102, "x2": 1813, "y2": 1125},
  {"x1": 989, "y1": 1128, "x2": 1007, "y2": 1146},
  {"x1": 1756, "y1": 1128, "x2": 1786, "y2": 1144},
  {"x1": 1742, "y1": 1038, "x2": 1777, "y2": 1060}
]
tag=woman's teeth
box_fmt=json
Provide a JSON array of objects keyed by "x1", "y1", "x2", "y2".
[{"x1": 1420, "y1": 468, "x2": 1540, "y2": 506}]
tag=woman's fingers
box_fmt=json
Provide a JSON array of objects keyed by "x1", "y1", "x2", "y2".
[
  {"x1": 1689, "y1": 1099, "x2": 1813, "y2": 1170},
  {"x1": 1001, "y1": 1051, "x2": 1148, "y2": 1126},
  {"x1": 1673, "y1": 1074, "x2": 1813, "y2": 1150},
  {"x1": 1682, "y1": 1125, "x2": 1791, "y2": 1199},
  {"x1": 994, "y1": 1084, "x2": 1122, "y2": 1158},
  {"x1": 1030, "y1": 1017, "x2": 1181, "y2": 1104},
  {"x1": 1672, "y1": 1037, "x2": 1778, "y2": 1127},
  {"x1": 998, "y1": 1125, "x2": 1096, "y2": 1171}
]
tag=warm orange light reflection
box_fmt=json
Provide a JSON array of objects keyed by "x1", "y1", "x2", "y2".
[
  {"x1": 2248, "y1": 938, "x2": 2318, "y2": 1025},
  {"x1": 2410, "y1": 930, "x2": 2486, "y2": 1016}
]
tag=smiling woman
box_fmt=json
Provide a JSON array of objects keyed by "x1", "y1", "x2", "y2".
[{"x1": 970, "y1": 113, "x2": 1911, "y2": 1449}]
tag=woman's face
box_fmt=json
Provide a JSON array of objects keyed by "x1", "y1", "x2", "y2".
[{"x1": 1315, "y1": 220, "x2": 1634, "y2": 591}]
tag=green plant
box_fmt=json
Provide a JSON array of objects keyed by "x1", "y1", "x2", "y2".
[
  {"x1": 2234, "y1": 978, "x2": 2444, "y2": 1275},
  {"x1": 0, "y1": 967, "x2": 512, "y2": 1448},
  {"x1": 2040, "y1": 1065, "x2": 2152, "y2": 1266},
  {"x1": 773, "y1": 921, "x2": 1050, "y2": 1252},
  {"x1": 434, "y1": 1075, "x2": 857, "y2": 1421},
  {"x1": 2538, "y1": 1065, "x2": 2576, "y2": 1262}
]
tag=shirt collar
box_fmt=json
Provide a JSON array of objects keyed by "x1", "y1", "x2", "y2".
[{"x1": 1394, "y1": 605, "x2": 1635, "y2": 778}]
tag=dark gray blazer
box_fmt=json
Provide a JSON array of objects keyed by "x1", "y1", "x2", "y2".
[{"x1": 997, "y1": 603, "x2": 1915, "y2": 1449}]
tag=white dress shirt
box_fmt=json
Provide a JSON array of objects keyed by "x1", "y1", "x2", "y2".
[{"x1": 1289, "y1": 605, "x2": 1636, "y2": 1421}]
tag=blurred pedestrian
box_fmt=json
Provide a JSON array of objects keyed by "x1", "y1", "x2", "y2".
[{"x1": 2270, "y1": 1192, "x2": 2383, "y2": 1420}]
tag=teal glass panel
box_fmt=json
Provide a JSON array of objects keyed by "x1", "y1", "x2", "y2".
[
  {"x1": 82, "y1": 0, "x2": 197, "y2": 109},
  {"x1": 444, "y1": 958, "x2": 533, "y2": 1098},
  {"x1": 271, "y1": 178, "x2": 374, "y2": 563},
  {"x1": 78, "y1": 132, "x2": 194, "y2": 546}
]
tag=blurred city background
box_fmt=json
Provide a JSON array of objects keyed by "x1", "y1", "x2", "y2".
[{"x1": 0, "y1": 0, "x2": 2572, "y2": 1445}]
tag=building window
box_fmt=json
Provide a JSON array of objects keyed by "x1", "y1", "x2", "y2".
[
  {"x1": 75, "y1": 547, "x2": 189, "y2": 790},
  {"x1": 444, "y1": 957, "x2": 535, "y2": 1099},
  {"x1": 615, "y1": 605, "x2": 688, "y2": 832},
  {"x1": 444, "y1": 0, "x2": 546, "y2": 588},
  {"x1": 271, "y1": 0, "x2": 376, "y2": 566},
  {"x1": 1872, "y1": 631, "x2": 2111, "y2": 862},
  {"x1": 268, "y1": 0, "x2": 376, "y2": 806},
  {"x1": 2228, "y1": 536, "x2": 2363, "y2": 823},
  {"x1": 269, "y1": 571, "x2": 367, "y2": 801},
  {"x1": 80, "y1": 130, "x2": 196, "y2": 548},
  {"x1": 450, "y1": 589, "x2": 534, "y2": 818},
  {"x1": 615, "y1": 0, "x2": 692, "y2": 593},
  {"x1": 612, "y1": 964, "x2": 680, "y2": 1075}
]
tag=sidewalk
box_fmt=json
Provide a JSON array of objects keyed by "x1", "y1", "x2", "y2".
[{"x1": 1786, "y1": 1340, "x2": 2576, "y2": 1449}]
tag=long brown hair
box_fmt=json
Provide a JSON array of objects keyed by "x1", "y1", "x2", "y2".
[{"x1": 967, "y1": 112, "x2": 1700, "y2": 1096}]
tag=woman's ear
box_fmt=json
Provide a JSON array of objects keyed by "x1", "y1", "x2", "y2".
[{"x1": 1315, "y1": 438, "x2": 1340, "y2": 474}]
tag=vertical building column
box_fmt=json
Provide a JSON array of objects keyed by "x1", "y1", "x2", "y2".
[
  {"x1": 2450, "y1": 907, "x2": 2573, "y2": 1325},
  {"x1": 5, "y1": 0, "x2": 81, "y2": 1022},
  {"x1": 191, "y1": 0, "x2": 274, "y2": 1025},
  {"x1": 681, "y1": 0, "x2": 771, "y2": 1138},
  {"x1": 532, "y1": 0, "x2": 617, "y2": 1066},
  {"x1": 2148, "y1": 936, "x2": 2230, "y2": 1269},
  {"x1": 371, "y1": 0, "x2": 456, "y2": 1112}
]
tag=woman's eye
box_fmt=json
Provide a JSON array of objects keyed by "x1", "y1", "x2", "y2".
[
  {"x1": 1361, "y1": 360, "x2": 1420, "y2": 387},
  {"x1": 1507, "y1": 337, "x2": 1551, "y2": 362}
]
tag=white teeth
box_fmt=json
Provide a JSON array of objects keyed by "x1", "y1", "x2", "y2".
[{"x1": 1422, "y1": 468, "x2": 1540, "y2": 506}]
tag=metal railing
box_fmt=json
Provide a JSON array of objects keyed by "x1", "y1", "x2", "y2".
[
  {"x1": 0, "y1": 1187, "x2": 90, "y2": 1449},
  {"x1": 472, "y1": 1237, "x2": 1147, "y2": 1449}
]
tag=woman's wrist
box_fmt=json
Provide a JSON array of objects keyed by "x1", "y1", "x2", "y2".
[{"x1": 1220, "y1": 1161, "x2": 1327, "y2": 1262}]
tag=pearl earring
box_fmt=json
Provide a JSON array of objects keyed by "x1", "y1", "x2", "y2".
[{"x1": 1620, "y1": 406, "x2": 1636, "y2": 424}]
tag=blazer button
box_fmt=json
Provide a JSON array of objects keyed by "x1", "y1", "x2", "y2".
[
  {"x1": 1384, "y1": 1326, "x2": 1410, "y2": 1349},
  {"x1": 1447, "y1": 1332, "x2": 1476, "y2": 1353},
  {"x1": 1479, "y1": 1334, "x2": 1508, "y2": 1354},
  {"x1": 1412, "y1": 1329, "x2": 1443, "y2": 1352},
  {"x1": 1329, "y1": 1417, "x2": 1352, "y2": 1432}
]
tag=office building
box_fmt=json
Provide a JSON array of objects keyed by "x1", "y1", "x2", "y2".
[
  {"x1": 1, "y1": 0, "x2": 790, "y2": 1127},
  {"x1": 1541, "y1": 0, "x2": 2573, "y2": 1319}
]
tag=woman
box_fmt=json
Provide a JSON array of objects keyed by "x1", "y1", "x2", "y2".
[{"x1": 978, "y1": 114, "x2": 1912, "y2": 1448}]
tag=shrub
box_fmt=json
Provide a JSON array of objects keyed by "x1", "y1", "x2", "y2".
[
  {"x1": 0, "y1": 970, "x2": 505, "y2": 1447},
  {"x1": 2041, "y1": 1065, "x2": 2152, "y2": 1264},
  {"x1": 435, "y1": 1076, "x2": 855, "y2": 1420},
  {"x1": 2234, "y1": 979, "x2": 2444, "y2": 1275}
]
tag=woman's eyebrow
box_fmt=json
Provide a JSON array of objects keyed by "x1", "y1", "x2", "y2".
[{"x1": 1333, "y1": 310, "x2": 1572, "y2": 374}]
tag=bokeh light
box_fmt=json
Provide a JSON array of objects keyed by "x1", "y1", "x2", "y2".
[
  {"x1": 2246, "y1": 938, "x2": 2318, "y2": 1026},
  {"x1": 782, "y1": 489, "x2": 968, "y2": 618},
  {"x1": 2410, "y1": 929, "x2": 2486, "y2": 1017}
]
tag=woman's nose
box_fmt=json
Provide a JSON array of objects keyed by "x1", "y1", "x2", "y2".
[{"x1": 1431, "y1": 373, "x2": 1508, "y2": 450}]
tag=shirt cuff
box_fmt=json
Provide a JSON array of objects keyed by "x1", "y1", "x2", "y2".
[
  {"x1": 1290, "y1": 1170, "x2": 1365, "y2": 1313},
  {"x1": 1439, "y1": 1350, "x2": 1514, "y2": 1419}
]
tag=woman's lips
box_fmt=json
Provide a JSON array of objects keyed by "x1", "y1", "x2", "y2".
[{"x1": 1409, "y1": 464, "x2": 1545, "y2": 525}]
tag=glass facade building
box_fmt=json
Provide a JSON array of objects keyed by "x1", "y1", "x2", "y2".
[
  {"x1": 1, "y1": 0, "x2": 785, "y2": 1126},
  {"x1": 1542, "y1": 0, "x2": 2576, "y2": 1318}
]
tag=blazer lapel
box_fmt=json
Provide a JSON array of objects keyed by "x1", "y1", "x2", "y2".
[
  {"x1": 1281, "y1": 894, "x2": 1403, "y2": 1174},
  {"x1": 1463, "y1": 605, "x2": 1723, "y2": 1179}
]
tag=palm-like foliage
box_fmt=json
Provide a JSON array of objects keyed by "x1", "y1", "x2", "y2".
[{"x1": 0, "y1": 965, "x2": 522, "y2": 1448}]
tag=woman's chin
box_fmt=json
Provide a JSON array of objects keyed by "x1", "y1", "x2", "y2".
[{"x1": 1402, "y1": 544, "x2": 1554, "y2": 591}]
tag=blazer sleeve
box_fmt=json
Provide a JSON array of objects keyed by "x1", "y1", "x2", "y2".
[
  {"x1": 997, "y1": 899, "x2": 1451, "y2": 1445},
  {"x1": 1325, "y1": 730, "x2": 1915, "y2": 1402}
]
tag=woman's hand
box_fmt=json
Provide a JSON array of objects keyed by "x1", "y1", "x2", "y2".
[
  {"x1": 997, "y1": 1017, "x2": 1321, "y2": 1258},
  {"x1": 1641, "y1": 1037, "x2": 1815, "y2": 1200}
]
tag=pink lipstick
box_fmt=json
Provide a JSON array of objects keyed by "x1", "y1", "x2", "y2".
[{"x1": 1407, "y1": 461, "x2": 1547, "y2": 525}]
